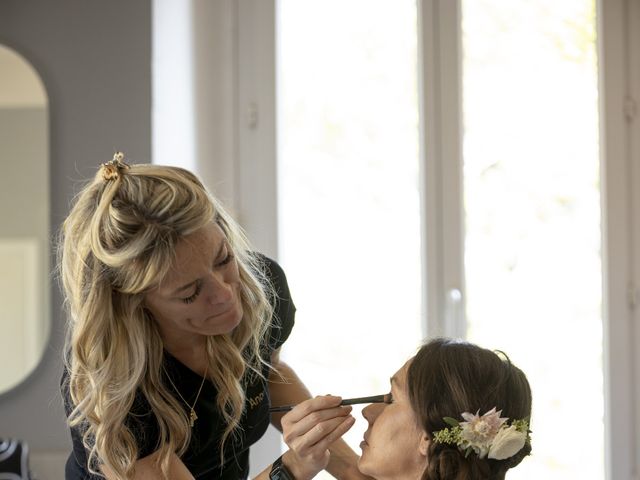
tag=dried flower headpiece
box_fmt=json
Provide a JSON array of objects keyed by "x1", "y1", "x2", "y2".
[
  {"x1": 433, "y1": 407, "x2": 530, "y2": 460},
  {"x1": 101, "y1": 151, "x2": 130, "y2": 181}
]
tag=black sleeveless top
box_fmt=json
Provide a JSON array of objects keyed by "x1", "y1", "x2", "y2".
[{"x1": 61, "y1": 255, "x2": 295, "y2": 479}]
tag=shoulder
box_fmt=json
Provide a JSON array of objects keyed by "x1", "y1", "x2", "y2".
[
  {"x1": 251, "y1": 253, "x2": 294, "y2": 308},
  {"x1": 249, "y1": 253, "x2": 293, "y2": 301},
  {"x1": 250, "y1": 253, "x2": 296, "y2": 351},
  {"x1": 252, "y1": 253, "x2": 287, "y2": 285}
]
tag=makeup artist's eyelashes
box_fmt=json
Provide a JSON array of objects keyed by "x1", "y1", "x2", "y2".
[
  {"x1": 180, "y1": 252, "x2": 235, "y2": 304},
  {"x1": 182, "y1": 280, "x2": 203, "y2": 304},
  {"x1": 217, "y1": 251, "x2": 234, "y2": 266}
]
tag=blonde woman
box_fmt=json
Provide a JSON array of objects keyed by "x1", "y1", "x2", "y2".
[{"x1": 59, "y1": 154, "x2": 365, "y2": 480}]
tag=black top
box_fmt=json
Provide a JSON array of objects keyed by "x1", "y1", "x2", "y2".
[{"x1": 61, "y1": 256, "x2": 296, "y2": 480}]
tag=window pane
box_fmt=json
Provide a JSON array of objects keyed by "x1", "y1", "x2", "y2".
[
  {"x1": 462, "y1": 1, "x2": 602, "y2": 478},
  {"x1": 277, "y1": 0, "x2": 421, "y2": 471}
]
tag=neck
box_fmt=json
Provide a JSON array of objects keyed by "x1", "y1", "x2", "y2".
[
  {"x1": 375, "y1": 465, "x2": 425, "y2": 480},
  {"x1": 163, "y1": 335, "x2": 208, "y2": 376}
]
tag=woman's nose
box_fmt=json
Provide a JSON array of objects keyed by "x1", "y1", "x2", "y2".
[
  {"x1": 362, "y1": 402, "x2": 384, "y2": 424},
  {"x1": 207, "y1": 272, "x2": 233, "y2": 303}
]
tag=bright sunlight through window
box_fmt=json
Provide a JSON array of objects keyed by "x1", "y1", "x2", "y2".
[
  {"x1": 462, "y1": 0, "x2": 603, "y2": 478},
  {"x1": 277, "y1": 2, "x2": 422, "y2": 476}
]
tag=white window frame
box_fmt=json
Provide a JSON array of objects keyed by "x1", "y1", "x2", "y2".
[
  {"x1": 630, "y1": 0, "x2": 640, "y2": 474},
  {"x1": 598, "y1": 0, "x2": 638, "y2": 477},
  {"x1": 598, "y1": 0, "x2": 640, "y2": 480},
  {"x1": 418, "y1": 0, "x2": 466, "y2": 340}
]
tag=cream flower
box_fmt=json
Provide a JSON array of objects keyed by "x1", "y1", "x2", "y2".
[
  {"x1": 488, "y1": 425, "x2": 527, "y2": 460},
  {"x1": 459, "y1": 408, "x2": 508, "y2": 457}
]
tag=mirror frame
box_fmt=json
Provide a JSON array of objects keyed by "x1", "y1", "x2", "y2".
[{"x1": 0, "y1": 42, "x2": 51, "y2": 397}]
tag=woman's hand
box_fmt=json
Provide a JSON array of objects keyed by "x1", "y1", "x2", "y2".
[{"x1": 280, "y1": 395, "x2": 356, "y2": 480}]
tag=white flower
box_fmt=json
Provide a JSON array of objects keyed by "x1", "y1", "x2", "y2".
[
  {"x1": 488, "y1": 425, "x2": 527, "y2": 460},
  {"x1": 458, "y1": 408, "x2": 507, "y2": 458}
]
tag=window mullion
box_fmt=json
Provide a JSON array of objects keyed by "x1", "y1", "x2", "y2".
[
  {"x1": 628, "y1": 0, "x2": 640, "y2": 475},
  {"x1": 418, "y1": 0, "x2": 465, "y2": 339},
  {"x1": 599, "y1": 0, "x2": 636, "y2": 478},
  {"x1": 236, "y1": 0, "x2": 278, "y2": 259}
]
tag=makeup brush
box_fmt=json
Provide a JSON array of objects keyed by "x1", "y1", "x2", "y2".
[{"x1": 269, "y1": 394, "x2": 392, "y2": 413}]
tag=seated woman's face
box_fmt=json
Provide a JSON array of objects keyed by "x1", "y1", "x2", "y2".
[{"x1": 358, "y1": 359, "x2": 428, "y2": 479}]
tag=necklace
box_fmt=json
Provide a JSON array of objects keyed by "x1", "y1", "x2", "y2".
[{"x1": 163, "y1": 363, "x2": 208, "y2": 428}]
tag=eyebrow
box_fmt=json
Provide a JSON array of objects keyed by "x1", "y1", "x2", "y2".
[{"x1": 170, "y1": 240, "x2": 226, "y2": 296}]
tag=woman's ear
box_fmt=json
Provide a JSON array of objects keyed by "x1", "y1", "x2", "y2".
[{"x1": 419, "y1": 432, "x2": 429, "y2": 457}]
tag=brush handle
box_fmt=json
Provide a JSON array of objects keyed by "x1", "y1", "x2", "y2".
[{"x1": 269, "y1": 394, "x2": 388, "y2": 413}]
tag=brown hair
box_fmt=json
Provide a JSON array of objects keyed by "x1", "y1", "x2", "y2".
[{"x1": 407, "y1": 338, "x2": 532, "y2": 480}]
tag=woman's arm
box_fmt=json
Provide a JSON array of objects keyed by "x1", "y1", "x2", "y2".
[
  {"x1": 268, "y1": 350, "x2": 372, "y2": 480},
  {"x1": 101, "y1": 451, "x2": 195, "y2": 480}
]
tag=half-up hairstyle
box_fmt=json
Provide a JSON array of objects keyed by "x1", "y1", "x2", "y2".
[
  {"x1": 59, "y1": 161, "x2": 274, "y2": 479},
  {"x1": 407, "y1": 338, "x2": 532, "y2": 480}
]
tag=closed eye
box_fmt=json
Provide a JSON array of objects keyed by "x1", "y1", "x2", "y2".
[
  {"x1": 181, "y1": 280, "x2": 203, "y2": 304},
  {"x1": 180, "y1": 248, "x2": 234, "y2": 304},
  {"x1": 216, "y1": 251, "x2": 234, "y2": 267}
]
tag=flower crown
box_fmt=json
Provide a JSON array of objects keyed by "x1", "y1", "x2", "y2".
[{"x1": 433, "y1": 407, "x2": 530, "y2": 460}]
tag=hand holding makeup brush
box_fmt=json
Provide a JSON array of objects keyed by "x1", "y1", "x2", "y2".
[{"x1": 275, "y1": 395, "x2": 356, "y2": 480}]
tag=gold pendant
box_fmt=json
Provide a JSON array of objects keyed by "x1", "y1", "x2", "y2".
[{"x1": 189, "y1": 409, "x2": 198, "y2": 428}]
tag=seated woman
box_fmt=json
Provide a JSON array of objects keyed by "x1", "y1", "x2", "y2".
[
  {"x1": 274, "y1": 338, "x2": 530, "y2": 479},
  {"x1": 357, "y1": 338, "x2": 532, "y2": 480}
]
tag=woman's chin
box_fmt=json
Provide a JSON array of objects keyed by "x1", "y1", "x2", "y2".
[
  {"x1": 214, "y1": 312, "x2": 243, "y2": 335},
  {"x1": 195, "y1": 307, "x2": 243, "y2": 336},
  {"x1": 356, "y1": 455, "x2": 371, "y2": 477}
]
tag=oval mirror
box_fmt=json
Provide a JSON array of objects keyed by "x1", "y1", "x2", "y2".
[{"x1": 0, "y1": 44, "x2": 49, "y2": 394}]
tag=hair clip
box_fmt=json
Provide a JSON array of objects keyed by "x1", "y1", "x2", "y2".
[{"x1": 101, "y1": 151, "x2": 130, "y2": 181}]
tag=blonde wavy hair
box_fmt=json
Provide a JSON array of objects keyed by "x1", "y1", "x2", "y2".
[{"x1": 59, "y1": 160, "x2": 274, "y2": 479}]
